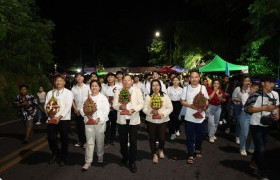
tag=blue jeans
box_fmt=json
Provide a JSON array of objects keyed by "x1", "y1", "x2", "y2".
[
  {"x1": 251, "y1": 125, "x2": 269, "y2": 171},
  {"x1": 208, "y1": 105, "x2": 222, "y2": 137},
  {"x1": 239, "y1": 111, "x2": 255, "y2": 150},
  {"x1": 233, "y1": 103, "x2": 243, "y2": 138},
  {"x1": 185, "y1": 121, "x2": 205, "y2": 157}
]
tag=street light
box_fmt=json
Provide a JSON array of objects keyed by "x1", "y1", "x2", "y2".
[
  {"x1": 54, "y1": 64, "x2": 57, "y2": 73},
  {"x1": 155, "y1": 31, "x2": 160, "y2": 38},
  {"x1": 77, "y1": 68, "x2": 81, "y2": 73}
]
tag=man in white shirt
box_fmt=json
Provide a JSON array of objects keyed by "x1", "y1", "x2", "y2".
[
  {"x1": 244, "y1": 76, "x2": 279, "y2": 179},
  {"x1": 116, "y1": 71, "x2": 124, "y2": 90},
  {"x1": 71, "y1": 73, "x2": 90, "y2": 148},
  {"x1": 180, "y1": 70, "x2": 209, "y2": 164},
  {"x1": 132, "y1": 75, "x2": 146, "y2": 96},
  {"x1": 145, "y1": 71, "x2": 167, "y2": 95},
  {"x1": 101, "y1": 72, "x2": 118, "y2": 146},
  {"x1": 45, "y1": 75, "x2": 73, "y2": 166}
]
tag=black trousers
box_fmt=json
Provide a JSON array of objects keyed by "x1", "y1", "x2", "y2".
[
  {"x1": 105, "y1": 110, "x2": 117, "y2": 143},
  {"x1": 47, "y1": 120, "x2": 70, "y2": 160},
  {"x1": 75, "y1": 114, "x2": 86, "y2": 144},
  {"x1": 118, "y1": 120, "x2": 138, "y2": 164},
  {"x1": 147, "y1": 122, "x2": 167, "y2": 154},
  {"x1": 168, "y1": 101, "x2": 182, "y2": 134}
]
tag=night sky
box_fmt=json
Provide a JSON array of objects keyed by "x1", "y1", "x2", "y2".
[{"x1": 36, "y1": 0, "x2": 252, "y2": 69}]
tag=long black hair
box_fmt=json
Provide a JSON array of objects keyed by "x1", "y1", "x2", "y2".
[
  {"x1": 150, "y1": 79, "x2": 164, "y2": 97},
  {"x1": 239, "y1": 75, "x2": 250, "y2": 93}
]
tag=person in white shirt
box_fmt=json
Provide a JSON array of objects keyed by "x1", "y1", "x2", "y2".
[
  {"x1": 180, "y1": 70, "x2": 209, "y2": 164},
  {"x1": 71, "y1": 73, "x2": 90, "y2": 148},
  {"x1": 87, "y1": 72, "x2": 99, "y2": 84},
  {"x1": 244, "y1": 76, "x2": 279, "y2": 179},
  {"x1": 132, "y1": 75, "x2": 146, "y2": 96},
  {"x1": 80, "y1": 80, "x2": 110, "y2": 171},
  {"x1": 167, "y1": 76, "x2": 183, "y2": 140},
  {"x1": 113, "y1": 74, "x2": 144, "y2": 173},
  {"x1": 232, "y1": 76, "x2": 251, "y2": 144},
  {"x1": 115, "y1": 71, "x2": 124, "y2": 90},
  {"x1": 101, "y1": 72, "x2": 118, "y2": 146},
  {"x1": 145, "y1": 71, "x2": 167, "y2": 95},
  {"x1": 143, "y1": 79, "x2": 173, "y2": 164},
  {"x1": 36, "y1": 86, "x2": 46, "y2": 125},
  {"x1": 45, "y1": 75, "x2": 73, "y2": 166}
]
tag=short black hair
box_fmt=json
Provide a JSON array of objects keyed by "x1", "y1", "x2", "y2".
[
  {"x1": 106, "y1": 72, "x2": 115, "y2": 78},
  {"x1": 19, "y1": 84, "x2": 29, "y2": 90},
  {"x1": 90, "y1": 80, "x2": 102, "y2": 91},
  {"x1": 116, "y1": 71, "x2": 123, "y2": 75},
  {"x1": 261, "y1": 75, "x2": 276, "y2": 83},
  {"x1": 54, "y1": 74, "x2": 66, "y2": 81},
  {"x1": 90, "y1": 72, "x2": 99, "y2": 78},
  {"x1": 75, "y1": 72, "x2": 84, "y2": 78},
  {"x1": 189, "y1": 70, "x2": 199, "y2": 76}
]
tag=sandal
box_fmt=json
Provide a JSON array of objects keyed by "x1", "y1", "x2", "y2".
[
  {"x1": 195, "y1": 150, "x2": 202, "y2": 158},
  {"x1": 186, "y1": 156, "x2": 194, "y2": 164}
]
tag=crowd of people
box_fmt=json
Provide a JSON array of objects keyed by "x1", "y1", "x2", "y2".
[{"x1": 14, "y1": 70, "x2": 279, "y2": 179}]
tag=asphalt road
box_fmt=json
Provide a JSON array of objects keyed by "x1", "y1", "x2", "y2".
[{"x1": 0, "y1": 120, "x2": 279, "y2": 180}]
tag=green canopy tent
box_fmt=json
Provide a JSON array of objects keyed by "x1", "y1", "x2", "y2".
[{"x1": 199, "y1": 55, "x2": 248, "y2": 73}]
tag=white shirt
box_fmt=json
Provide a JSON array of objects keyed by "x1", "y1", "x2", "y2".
[
  {"x1": 250, "y1": 91, "x2": 279, "y2": 126},
  {"x1": 101, "y1": 84, "x2": 118, "y2": 97},
  {"x1": 45, "y1": 88, "x2": 73, "y2": 121},
  {"x1": 115, "y1": 81, "x2": 123, "y2": 90},
  {"x1": 180, "y1": 84, "x2": 209, "y2": 123},
  {"x1": 145, "y1": 79, "x2": 167, "y2": 95},
  {"x1": 232, "y1": 87, "x2": 250, "y2": 105},
  {"x1": 37, "y1": 91, "x2": 46, "y2": 103},
  {"x1": 80, "y1": 92, "x2": 110, "y2": 124},
  {"x1": 71, "y1": 83, "x2": 90, "y2": 109},
  {"x1": 167, "y1": 86, "x2": 183, "y2": 101},
  {"x1": 133, "y1": 82, "x2": 146, "y2": 95}
]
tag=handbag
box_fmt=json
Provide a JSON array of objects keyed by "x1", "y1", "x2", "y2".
[{"x1": 260, "y1": 92, "x2": 276, "y2": 126}]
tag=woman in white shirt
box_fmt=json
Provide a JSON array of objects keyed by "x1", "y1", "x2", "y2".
[
  {"x1": 232, "y1": 76, "x2": 251, "y2": 144},
  {"x1": 143, "y1": 79, "x2": 173, "y2": 164},
  {"x1": 167, "y1": 76, "x2": 183, "y2": 140},
  {"x1": 80, "y1": 80, "x2": 110, "y2": 171}
]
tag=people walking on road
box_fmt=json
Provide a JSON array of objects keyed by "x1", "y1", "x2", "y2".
[
  {"x1": 244, "y1": 75, "x2": 279, "y2": 180},
  {"x1": 80, "y1": 80, "x2": 110, "y2": 171},
  {"x1": 14, "y1": 85, "x2": 38, "y2": 144},
  {"x1": 101, "y1": 72, "x2": 118, "y2": 146},
  {"x1": 71, "y1": 73, "x2": 90, "y2": 148},
  {"x1": 113, "y1": 74, "x2": 144, "y2": 173},
  {"x1": 45, "y1": 75, "x2": 73, "y2": 166},
  {"x1": 232, "y1": 76, "x2": 251, "y2": 145},
  {"x1": 167, "y1": 76, "x2": 183, "y2": 140},
  {"x1": 36, "y1": 86, "x2": 46, "y2": 125},
  {"x1": 143, "y1": 79, "x2": 173, "y2": 164},
  {"x1": 207, "y1": 80, "x2": 226, "y2": 143},
  {"x1": 180, "y1": 70, "x2": 209, "y2": 164}
]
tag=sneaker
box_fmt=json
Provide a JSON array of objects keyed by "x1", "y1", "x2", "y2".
[
  {"x1": 213, "y1": 136, "x2": 217, "y2": 140},
  {"x1": 249, "y1": 160, "x2": 257, "y2": 169},
  {"x1": 219, "y1": 121, "x2": 223, "y2": 125},
  {"x1": 247, "y1": 148, "x2": 254, "y2": 154},
  {"x1": 209, "y1": 136, "x2": 215, "y2": 143},
  {"x1": 235, "y1": 137, "x2": 240, "y2": 145},
  {"x1": 222, "y1": 119, "x2": 227, "y2": 124},
  {"x1": 240, "y1": 149, "x2": 247, "y2": 156},
  {"x1": 82, "y1": 163, "x2": 91, "y2": 171},
  {"x1": 35, "y1": 121, "x2": 41, "y2": 125},
  {"x1": 97, "y1": 156, "x2": 103, "y2": 163},
  {"x1": 74, "y1": 143, "x2": 82, "y2": 147},
  {"x1": 225, "y1": 128, "x2": 230, "y2": 134},
  {"x1": 175, "y1": 130, "x2": 180, "y2": 136},
  {"x1": 170, "y1": 134, "x2": 176, "y2": 140},
  {"x1": 83, "y1": 144, "x2": 86, "y2": 149},
  {"x1": 104, "y1": 143, "x2": 109, "y2": 148}
]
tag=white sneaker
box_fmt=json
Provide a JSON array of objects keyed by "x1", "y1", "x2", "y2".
[
  {"x1": 213, "y1": 136, "x2": 217, "y2": 140},
  {"x1": 82, "y1": 162, "x2": 91, "y2": 171},
  {"x1": 219, "y1": 121, "x2": 223, "y2": 125},
  {"x1": 74, "y1": 143, "x2": 81, "y2": 147},
  {"x1": 247, "y1": 148, "x2": 254, "y2": 154},
  {"x1": 35, "y1": 121, "x2": 41, "y2": 125},
  {"x1": 175, "y1": 130, "x2": 180, "y2": 136},
  {"x1": 97, "y1": 156, "x2": 103, "y2": 163},
  {"x1": 240, "y1": 149, "x2": 247, "y2": 156},
  {"x1": 222, "y1": 119, "x2": 227, "y2": 124},
  {"x1": 209, "y1": 136, "x2": 215, "y2": 143},
  {"x1": 235, "y1": 137, "x2": 240, "y2": 144},
  {"x1": 170, "y1": 134, "x2": 176, "y2": 140}
]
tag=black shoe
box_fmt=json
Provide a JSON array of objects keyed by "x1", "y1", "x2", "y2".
[
  {"x1": 48, "y1": 155, "x2": 58, "y2": 165},
  {"x1": 22, "y1": 139, "x2": 29, "y2": 144},
  {"x1": 59, "y1": 160, "x2": 65, "y2": 166},
  {"x1": 129, "y1": 163, "x2": 137, "y2": 173},
  {"x1": 120, "y1": 159, "x2": 128, "y2": 167}
]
